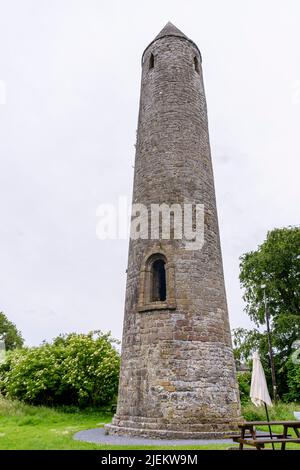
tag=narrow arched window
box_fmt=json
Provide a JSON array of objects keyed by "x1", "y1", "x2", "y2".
[
  {"x1": 194, "y1": 56, "x2": 200, "y2": 74},
  {"x1": 151, "y1": 259, "x2": 166, "y2": 302},
  {"x1": 138, "y1": 251, "x2": 176, "y2": 311},
  {"x1": 149, "y1": 53, "x2": 154, "y2": 70}
]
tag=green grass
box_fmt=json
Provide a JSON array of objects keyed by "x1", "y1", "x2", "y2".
[
  {"x1": 1, "y1": 397, "x2": 300, "y2": 450},
  {"x1": 0, "y1": 397, "x2": 228, "y2": 450},
  {"x1": 0, "y1": 396, "x2": 109, "y2": 449},
  {"x1": 242, "y1": 400, "x2": 300, "y2": 422}
]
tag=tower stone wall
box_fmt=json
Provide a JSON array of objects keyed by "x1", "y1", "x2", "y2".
[{"x1": 105, "y1": 23, "x2": 242, "y2": 439}]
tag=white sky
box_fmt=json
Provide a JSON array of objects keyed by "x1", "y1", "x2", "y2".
[{"x1": 0, "y1": 0, "x2": 299, "y2": 345}]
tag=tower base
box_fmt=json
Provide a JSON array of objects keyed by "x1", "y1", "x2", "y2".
[{"x1": 104, "y1": 415, "x2": 243, "y2": 440}]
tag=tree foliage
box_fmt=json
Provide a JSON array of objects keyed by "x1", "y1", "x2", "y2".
[
  {"x1": 237, "y1": 371, "x2": 252, "y2": 404},
  {"x1": 236, "y1": 226, "x2": 300, "y2": 399},
  {"x1": 0, "y1": 331, "x2": 120, "y2": 407},
  {"x1": 0, "y1": 312, "x2": 24, "y2": 350},
  {"x1": 284, "y1": 357, "x2": 300, "y2": 402}
]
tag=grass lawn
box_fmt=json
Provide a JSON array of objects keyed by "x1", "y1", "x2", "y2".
[
  {"x1": 1, "y1": 397, "x2": 300, "y2": 450},
  {"x1": 0, "y1": 397, "x2": 229, "y2": 450}
]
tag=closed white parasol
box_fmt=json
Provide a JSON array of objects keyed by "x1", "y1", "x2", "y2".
[
  {"x1": 250, "y1": 350, "x2": 274, "y2": 448},
  {"x1": 250, "y1": 351, "x2": 273, "y2": 407}
]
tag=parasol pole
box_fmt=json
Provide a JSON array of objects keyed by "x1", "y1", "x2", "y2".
[{"x1": 264, "y1": 402, "x2": 275, "y2": 450}]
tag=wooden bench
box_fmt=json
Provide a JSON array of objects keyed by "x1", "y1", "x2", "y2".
[
  {"x1": 235, "y1": 437, "x2": 300, "y2": 450},
  {"x1": 230, "y1": 421, "x2": 300, "y2": 450}
]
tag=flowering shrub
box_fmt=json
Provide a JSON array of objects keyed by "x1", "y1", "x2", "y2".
[{"x1": 0, "y1": 331, "x2": 120, "y2": 407}]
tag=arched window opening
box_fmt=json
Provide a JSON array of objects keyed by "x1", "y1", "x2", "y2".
[
  {"x1": 138, "y1": 250, "x2": 176, "y2": 312},
  {"x1": 151, "y1": 259, "x2": 166, "y2": 302},
  {"x1": 194, "y1": 56, "x2": 200, "y2": 74},
  {"x1": 149, "y1": 53, "x2": 154, "y2": 70}
]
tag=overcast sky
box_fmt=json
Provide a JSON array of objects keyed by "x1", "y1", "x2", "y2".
[{"x1": 0, "y1": 0, "x2": 299, "y2": 346}]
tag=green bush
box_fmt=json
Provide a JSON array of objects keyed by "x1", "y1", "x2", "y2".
[{"x1": 0, "y1": 331, "x2": 120, "y2": 407}]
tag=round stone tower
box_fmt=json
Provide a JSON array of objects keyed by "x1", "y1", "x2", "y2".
[{"x1": 106, "y1": 22, "x2": 242, "y2": 438}]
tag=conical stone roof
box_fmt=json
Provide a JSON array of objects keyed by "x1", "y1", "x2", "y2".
[
  {"x1": 142, "y1": 22, "x2": 201, "y2": 61},
  {"x1": 154, "y1": 22, "x2": 189, "y2": 41}
]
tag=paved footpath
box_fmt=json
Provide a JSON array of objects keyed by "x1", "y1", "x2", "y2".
[{"x1": 74, "y1": 428, "x2": 233, "y2": 446}]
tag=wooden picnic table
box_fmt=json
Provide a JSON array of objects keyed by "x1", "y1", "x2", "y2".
[{"x1": 231, "y1": 421, "x2": 300, "y2": 450}]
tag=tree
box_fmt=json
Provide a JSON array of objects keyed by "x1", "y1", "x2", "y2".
[
  {"x1": 237, "y1": 226, "x2": 300, "y2": 399},
  {"x1": 0, "y1": 312, "x2": 24, "y2": 350},
  {"x1": 233, "y1": 327, "x2": 275, "y2": 396}
]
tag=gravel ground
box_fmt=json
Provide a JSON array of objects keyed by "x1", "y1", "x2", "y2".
[{"x1": 74, "y1": 427, "x2": 233, "y2": 446}]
